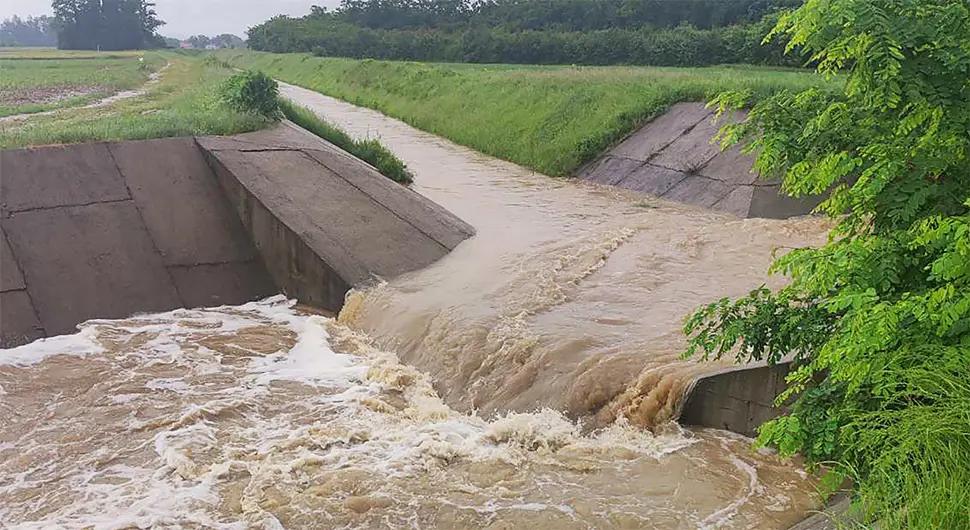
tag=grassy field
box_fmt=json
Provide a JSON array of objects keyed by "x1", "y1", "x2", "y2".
[
  {"x1": 0, "y1": 48, "x2": 167, "y2": 117},
  {"x1": 0, "y1": 51, "x2": 270, "y2": 148},
  {"x1": 217, "y1": 50, "x2": 833, "y2": 177}
]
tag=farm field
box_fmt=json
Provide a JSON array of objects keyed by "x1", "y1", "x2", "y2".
[
  {"x1": 217, "y1": 50, "x2": 834, "y2": 177},
  {"x1": 0, "y1": 48, "x2": 167, "y2": 117},
  {"x1": 0, "y1": 50, "x2": 269, "y2": 148}
]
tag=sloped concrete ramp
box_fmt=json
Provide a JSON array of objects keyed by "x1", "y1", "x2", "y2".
[
  {"x1": 0, "y1": 122, "x2": 473, "y2": 347},
  {"x1": 198, "y1": 122, "x2": 474, "y2": 310},
  {"x1": 579, "y1": 102, "x2": 821, "y2": 218}
]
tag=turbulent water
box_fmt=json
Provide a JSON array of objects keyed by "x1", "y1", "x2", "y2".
[{"x1": 1, "y1": 85, "x2": 831, "y2": 529}]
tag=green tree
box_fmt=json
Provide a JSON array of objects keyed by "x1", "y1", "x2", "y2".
[
  {"x1": 52, "y1": 0, "x2": 163, "y2": 50},
  {"x1": 685, "y1": 0, "x2": 970, "y2": 527},
  {"x1": 187, "y1": 34, "x2": 211, "y2": 49},
  {"x1": 0, "y1": 15, "x2": 57, "y2": 46}
]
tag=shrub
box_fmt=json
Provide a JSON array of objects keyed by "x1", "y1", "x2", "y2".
[
  {"x1": 686, "y1": 0, "x2": 970, "y2": 527},
  {"x1": 221, "y1": 70, "x2": 281, "y2": 119},
  {"x1": 280, "y1": 99, "x2": 414, "y2": 185}
]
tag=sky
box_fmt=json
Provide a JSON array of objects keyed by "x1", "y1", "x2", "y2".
[{"x1": 0, "y1": 0, "x2": 341, "y2": 39}]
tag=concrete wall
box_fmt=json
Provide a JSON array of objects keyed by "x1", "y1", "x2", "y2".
[
  {"x1": 198, "y1": 122, "x2": 474, "y2": 312},
  {"x1": 579, "y1": 103, "x2": 822, "y2": 219},
  {"x1": 1, "y1": 122, "x2": 474, "y2": 345},
  {"x1": 678, "y1": 362, "x2": 792, "y2": 437},
  {"x1": 0, "y1": 138, "x2": 277, "y2": 347}
]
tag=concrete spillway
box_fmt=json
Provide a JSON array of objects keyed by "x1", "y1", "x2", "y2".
[{"x1": 0, "y1": 122, "x2": 473, "y2": 347}]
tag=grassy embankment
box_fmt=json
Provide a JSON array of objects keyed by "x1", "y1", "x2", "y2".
[
  {"x1": 0, "y1": 50, "x2": 272, "y2": 148},
  {"x1": 217, "y1": 50, "x2": 831, "y2": 177},
  {"x1": 0, "y1": 48, "x2": 169, "y2": 118},
  {"x1": 0, "y1": 49, "x2": 412, "y2": 185}
]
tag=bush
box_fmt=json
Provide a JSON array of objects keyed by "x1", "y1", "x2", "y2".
[
  {"x1": 686, "y1": 0, "x2": 970, "y2": 527},
  {"x1": 280, "y1": 99, "x2": 414, "y2": 185},
  {"x1": 221, "y1": 70, "x2": 281, "y2": 119}
]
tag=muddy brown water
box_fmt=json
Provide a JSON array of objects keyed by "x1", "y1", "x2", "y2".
[{"x1": 0, "y1": 85, "x2": 830, "y2": 529}]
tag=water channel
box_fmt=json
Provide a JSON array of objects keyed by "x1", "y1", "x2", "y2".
[{"x1": 0, "y1": 85, "x2": 830, "y2": 529}]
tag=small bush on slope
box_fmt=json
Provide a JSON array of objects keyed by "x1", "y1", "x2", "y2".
[{"x1": 221, "y1": 70, "x2": 281, "y2": 119}]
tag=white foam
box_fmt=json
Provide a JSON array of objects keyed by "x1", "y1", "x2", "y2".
[
  {"x1": 247, "y1": 315, "x2": 367, "y2": 386},
  {"x1": 0, "y1": 326, "x2": 104, "y2": 366},
  {"x1": 2, "y1": 297, "x2": 798, "y2": 529}
]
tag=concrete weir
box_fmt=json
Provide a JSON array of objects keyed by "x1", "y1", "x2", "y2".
[
  {"x1": 0, "y1": 122, "x2": 473, "y2": 347},
  {"x1": 579, "y1": 102, "x2": 822, "y2": 218}
]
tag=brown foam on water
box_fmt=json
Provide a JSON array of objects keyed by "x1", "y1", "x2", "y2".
[
  {"x1": 278, "y1": 83, "x2": 830, "y2": 429},
  {"x1": 1, "y1": 300, "x2": 817, "y2": 529}
]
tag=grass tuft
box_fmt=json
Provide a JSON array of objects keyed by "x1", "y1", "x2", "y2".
[{"x1": 280, "y1": 99, "x2": 414, "y2": 185}]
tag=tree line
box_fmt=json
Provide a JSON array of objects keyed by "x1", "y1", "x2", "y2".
[
  {"x1": 161, "y1": 34, "x2": 246, "y2": 49},
  {"x1": 52, "y1": 0, "x2": 163, "y2": 50},
  {"x1": 332, "y1": 0, "x2": 802, "y2": 31},
  {"x1": 246, "y1": 0, "x2": 802, "y2": 67},
  {"x1": 0, "y1": 15, "x2": 57, "y2": 47}
]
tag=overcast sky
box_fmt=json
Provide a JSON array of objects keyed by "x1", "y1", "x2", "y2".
[{"x1": 0, "y1": 0, "x2": 341, "y2": 39}]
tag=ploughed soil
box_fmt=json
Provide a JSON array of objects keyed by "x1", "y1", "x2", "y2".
[{"x1": 0, "y1": 85, "x2": 107, "y2": 108}]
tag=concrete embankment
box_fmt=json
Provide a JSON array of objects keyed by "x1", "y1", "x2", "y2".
[
  {"x1": 579, "y1": 102, "x2": 823, "y2": 218},
  {"x1": 0, "y1": 122, "x2": 472, "y2": 347}
]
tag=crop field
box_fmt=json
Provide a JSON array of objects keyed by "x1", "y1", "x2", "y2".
[
  {"x1": 0, "y1": 48, "x2": 167, "y2": 117},
  {"x1": 218, "y1": 51, "x2": 834, "y2": 177},
  {"x1": 0, "y1": 51, "x2": 269, "y2": 148}
]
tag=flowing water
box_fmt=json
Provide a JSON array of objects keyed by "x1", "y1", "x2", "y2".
[{"x1": 1, "y1": 85, "x2": 831, "y2": 529}]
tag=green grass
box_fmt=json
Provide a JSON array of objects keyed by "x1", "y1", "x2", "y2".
[
  {"x1": 0, "y1": 53, "x2": 269, "y2": 148},
  {"x1": 0, "y1": 50, "x2": 166, "y2": 117},
  {"x1": 280, "y1": 99, "x2": 414, "y2": 185},
  {"x1": 217, "y1": 50, "x2": 833, "y2": 177}
]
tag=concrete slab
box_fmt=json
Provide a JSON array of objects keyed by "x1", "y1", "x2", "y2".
[
  {"x1": 169, "y1": 261, "x2": 277, "y2": 309},
  {"x1": 197, "y1": 121, "x2": 331, "y2": 152},
  {"x1": 304, "y1": 146, "x2": 474, "y2": 250},
  {"x1": 614, "y1": 163, "x2": 688, "y2": 195},
  {"x1": 661, "y1": 177, "x2": 735, "y2": 208},
  {"x1": 0, "y1": 226, "x2": 25, "y2": 292},
  {"x1": 0, "y1": 143, "x2": 129, "y2": 214},
  {"x1": 650, "y1": 116, "x2": 723, "y2": 172},
  {"x1": 0, "y1": 290, "x2": 44, "y2": 348},
  {"x1": 3, "y1": 202, "x2": 182, "y2": 335},
  {"x1": 210, "y1": 149, "x2": 451, "y2": 284},
  {"x1": 697, "y1": 145, "x2": 760, "y2": 185},
  {"x1": 580, "y1": 156, "x2": 644, "y2": 186},
  {"x1": 207, "y1": 153, "x2": 354, "y2": 310},
  {"x1": 710, "y1": 186, "x2": 755, "y2": 217},
  {"x1": 787, "y1": 496, "x2": 856, "y2": 530},
  {"x1": 611, "y1": 103, "x2": 712, "y2": 161},
  {"x1": 109, "y1": 138, "x2": 257, "y2": 266},
  {"x1": 577, "y1": 104, "x2": 819, "y2": 219}
]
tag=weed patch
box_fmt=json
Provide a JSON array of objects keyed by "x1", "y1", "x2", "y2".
[{"x1": 280, "y1": 99, "x2": 413, "y2": 185}]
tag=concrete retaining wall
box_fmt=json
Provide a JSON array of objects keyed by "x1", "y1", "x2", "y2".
[
  {"x1": 197, "y1": 122, "x2": 474, "y2": 312},
  {"x1": 579, "y1": 102, "x2": 822, "y2": 219},
  {"x1": 678, "y1": 362, "x2": 792, "y2": 437},
  {"x1": 1, "y1": 122, "x2": 473, "y2": 346},
  {"x1": 0, "y1": 138, "x2": 276, "y2": 347}
]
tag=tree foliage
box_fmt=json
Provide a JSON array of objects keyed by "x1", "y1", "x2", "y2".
[
  {"x1": 246, "y1": 0, "x2": 800, "y2": 67},
  {"x1": 0, "y1": 15, "x2": 57, "y2": 47},
  {"x1": 52, "y1": 0, "x2": 164, "y2": 50},
  {"x1": 685, "y1": 0, "x2": 970, "y2": 526},
  {"x1": 184, "y1": 34, "x2": 245, "y2": 49}
]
